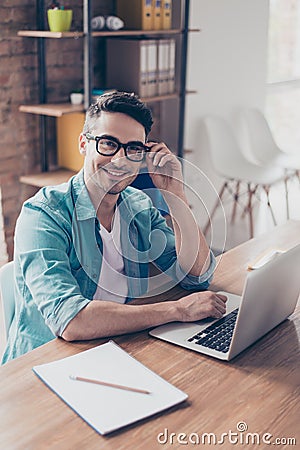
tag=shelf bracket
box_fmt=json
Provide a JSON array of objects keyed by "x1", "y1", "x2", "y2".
[
  {"x1": 37, "y1": 0, "x2": 48, "y2": 171},
  {"x1": 83, "y1": 0, "x2": 93, "y2": 110},
  {"x1": 177, "y1": 0, "x2": 190, "y2": 159}
]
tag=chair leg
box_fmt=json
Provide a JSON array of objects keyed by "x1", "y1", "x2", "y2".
[
  {"x1": 231, "y1": 180, "x2": 240, "y2": 224},
  {"x1": 284, "y1": 173, "x2": 290, "y2": 220},
  {"x1": 203, "y1": 181, "x2": 228, "y2": 236},
  {"x1": 263, "y1": 185, "x2": 277, "y2": 226},
  {"x1": 246, "y1": 183, "x2": 255, "y2": 239}
]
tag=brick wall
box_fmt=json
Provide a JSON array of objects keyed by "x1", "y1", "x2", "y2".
[{"x1": 0, "y1": 0, "x2": 113, "y2": 259}]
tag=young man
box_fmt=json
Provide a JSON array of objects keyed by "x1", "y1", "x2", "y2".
[{"x1": 2, "y1": 92, "x2": 226, "y2": 364}]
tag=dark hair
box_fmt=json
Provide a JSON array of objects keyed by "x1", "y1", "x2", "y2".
[{"x1": 84, "y1": 91, "x2": 153, "y2": 137}]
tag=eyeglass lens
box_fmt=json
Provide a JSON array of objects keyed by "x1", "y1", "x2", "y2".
[{"x1": 97, "y1": 138, "x2": 146, "y2": 161}]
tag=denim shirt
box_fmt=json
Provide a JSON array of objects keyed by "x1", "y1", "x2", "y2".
[{"x1": 2, "y1": 170, "x2": 216, "y2": 363}]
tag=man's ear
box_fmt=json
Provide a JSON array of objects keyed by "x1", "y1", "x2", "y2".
[{"x1": 79, "y1": 133, "x2": 86, "y2": 155}]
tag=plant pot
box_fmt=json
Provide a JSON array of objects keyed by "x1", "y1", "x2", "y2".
[
  {"x1": 47, "y1": 9, "x2": 73, "y2": 32},
  {"x1": 70, "y1": 93, "x2": 83, "y2": 105}
]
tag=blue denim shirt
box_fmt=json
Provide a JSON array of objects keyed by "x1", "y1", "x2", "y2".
[{"x1": 2, "y1": 171, "x2": 216, "y2": 363}]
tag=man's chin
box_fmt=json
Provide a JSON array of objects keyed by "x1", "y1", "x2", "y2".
[
  {"x1": 107, "y1": 186, "x2": 125, "y2": 195},
  {"x1": 106, "y1": 175, "x2": 137, "y2": 195}
]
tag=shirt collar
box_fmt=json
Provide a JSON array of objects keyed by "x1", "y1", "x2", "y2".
[
  {"x1": 72, "y1": 170, "x2": 134, "y2": 222},
  {"x1": 72, "y1": 170, "x2": 97, "y2": 221}
]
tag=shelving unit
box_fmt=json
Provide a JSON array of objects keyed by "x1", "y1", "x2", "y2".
[{"x1": 18, "y1": 0, "x2": 194, "y2": 188}]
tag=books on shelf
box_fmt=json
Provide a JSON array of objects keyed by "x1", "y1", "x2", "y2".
[
  {"x1": 106, "y1": 38, "x2": 176, "y2": 98},
  {"x1": 116, "y1": 0, "x2": 172, "y2": 31}
]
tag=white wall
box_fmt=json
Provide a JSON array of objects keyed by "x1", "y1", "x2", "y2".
[{"x1": 184, "y1": 0, "x2": 270, "y2": 229}]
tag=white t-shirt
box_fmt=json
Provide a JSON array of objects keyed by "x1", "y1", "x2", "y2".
[{"x1": 93, "y1": 210, "x2": 128, "y2": 303}]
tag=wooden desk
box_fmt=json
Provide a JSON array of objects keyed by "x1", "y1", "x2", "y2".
[{"x1": 1, "y1": 221, "x2": 300, "y2": 449}]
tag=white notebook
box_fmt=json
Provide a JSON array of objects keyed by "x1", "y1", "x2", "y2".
[{"x1": 33, "y1": 340, "x2": 188, "y2": 435}]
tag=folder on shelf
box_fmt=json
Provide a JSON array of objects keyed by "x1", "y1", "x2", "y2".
[
  {"x1": 33, "y1": 340, "x2": 188, "y2": 435},
  {"x1": 168, "y1": 38, "x2": 176, "y2": 93},
  {"x1": 116, "y1": 0, "x2": 153, "y2": 30},
  {"x1": 161, "y1": 0, "x2": 172, "y2": 29},
  {"x1": 106, "y1": 38, "x2": 157, "y2": 98},
  {"x1": 147, "y1": 39, "x2": 158, "y2": 97},
  {"x1": 153, "y1": 0, "x2": 162, "y2": 30},
  {"x1": 141, "y1": 41, "x2": 149, "y2": 97},
  {"x1": 158, "y1": 39, "x2": 170, "y2": 95}
]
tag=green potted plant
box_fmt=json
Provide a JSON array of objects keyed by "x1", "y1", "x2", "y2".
[{"x1": 47, "y1": 2, "x2": 73, "y2": 32}]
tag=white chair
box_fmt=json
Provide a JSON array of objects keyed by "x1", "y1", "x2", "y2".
[
  {"x1": 238, "y1": 107, "x2": 300, "y2": 218},
  {"x1": 0, "y1": 261, "x2": 15, "y2": 339},
  {"x1": 202, "y1": 116, "x2": 285, "y2": 238}
]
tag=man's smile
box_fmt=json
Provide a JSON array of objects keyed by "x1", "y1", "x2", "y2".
[{"x1": 100, "y1": 165, "x2": 134, "y2": 180}]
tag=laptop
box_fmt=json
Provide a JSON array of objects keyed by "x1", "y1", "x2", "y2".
[{"x1": 149, "y1": 244, "x2": 300, "y2": 361}]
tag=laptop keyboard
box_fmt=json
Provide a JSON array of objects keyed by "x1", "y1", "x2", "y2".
[{"x1": 187, "y1": 308, "x2": 239, "y2": 353}]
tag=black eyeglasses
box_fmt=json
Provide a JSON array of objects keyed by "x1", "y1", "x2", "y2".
[{"x1": 84, "y1": 133, "x2": 150, "y2": 162}]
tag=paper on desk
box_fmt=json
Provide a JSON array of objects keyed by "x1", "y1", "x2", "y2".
[{"x1": 33, "y1": 340, "x2": 188, "y2": 435}]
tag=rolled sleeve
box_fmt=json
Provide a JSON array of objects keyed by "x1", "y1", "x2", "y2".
[
  {"x1": 16, "y1": 203, "x2": 91, "y2": 338},
  {"x1": 45, "y1": 294, "x2": 90, "y2": 336},
  {"x1": 178, "y1": 249, "x2": 216, "y2": 291}
]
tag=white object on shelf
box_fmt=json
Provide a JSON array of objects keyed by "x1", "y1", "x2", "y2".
[
  {"x1": 70, "y1": 93, "x2": 83, "y2": 105},
  {"x1": 91, "y1": 15, "x2": 124, "y2": 31}
]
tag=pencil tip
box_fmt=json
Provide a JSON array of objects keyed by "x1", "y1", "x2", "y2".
[{"x1": 69, "y1": 375, "x2": 76, "y2": 380}]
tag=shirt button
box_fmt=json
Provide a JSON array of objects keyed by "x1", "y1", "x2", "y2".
[{"x1": 92, "y1": 273, "x2": 97, "y2": 279}]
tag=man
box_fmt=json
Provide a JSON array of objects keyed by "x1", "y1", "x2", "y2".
[{"x1": 2, "y1": 92, "x2": 226, "y2": 364}]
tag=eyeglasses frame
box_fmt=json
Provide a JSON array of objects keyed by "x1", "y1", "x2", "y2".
[{"x1": 84, "y1": 132, "x2": 150, "y2": 162}]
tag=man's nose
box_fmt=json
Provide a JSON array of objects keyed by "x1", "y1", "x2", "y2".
[{"x1": 111, "y1": 146, "x2": 126, "y2": 163}]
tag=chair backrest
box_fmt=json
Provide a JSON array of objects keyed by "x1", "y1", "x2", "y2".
[
  {"x1": 202, "y1": 115, "x2": 284, "y2": 186},
  {"x1": 239, "y1": 108, "x2": 282, "y2": 164},
  {"x1": 202, "y1": 115, "x2": 253, "y2": 180},
  {"x1": 0, "y1": 261, "x2": 15, "y2": 338}
]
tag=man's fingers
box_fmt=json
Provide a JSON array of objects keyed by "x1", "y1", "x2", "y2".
[
  {"x1": 157, "y1": 154, "x2": 176, "y2": 167},
  {"x1": 214, "y1": 302, "x2": 226, "y2": 315},
  {"x1": 152, "y1": 151, "x2": 169, "y2": 167},
  {"x1": 212, "y1": 309, "x2": 224, "y2": 318},
  {"x1": 216, "y1": 294, "x2": 228, "y2": 302},
  {"x1": 213, "y1": 294, "x2": 227, "y2": 315},
  {"x1": 204, "y1": 293, "x2": 227, "y2": 317}
]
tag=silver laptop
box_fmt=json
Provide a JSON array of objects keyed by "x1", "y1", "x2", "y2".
[{"x1": 150, "y1": 244, "x2": 300, "y2": 361}]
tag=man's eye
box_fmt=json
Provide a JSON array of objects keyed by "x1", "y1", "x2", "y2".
[{"x1": 101, "y1": 139, "x2": 116, "y2": 148}]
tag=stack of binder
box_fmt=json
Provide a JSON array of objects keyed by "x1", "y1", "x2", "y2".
[
  {"x1": 116, "y1": 0, "x2": 172, "y2": 31},
  {"x1": 106, "y1": 38, "x2": 176, "y2": 98},
  {"x1": 157, "y1": 38, "x2": 175, "y2": 95}
]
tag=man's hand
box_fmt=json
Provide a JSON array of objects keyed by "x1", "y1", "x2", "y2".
[
  {"x1": 146, "y1": 141, "x2": 184, "y2": 195},
  {"x1": 145, "y1": 141, "x2": 211, "y2": 278},
  {"x1": 176, "y1": 291, "x2": 228, "y2": 322}
]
